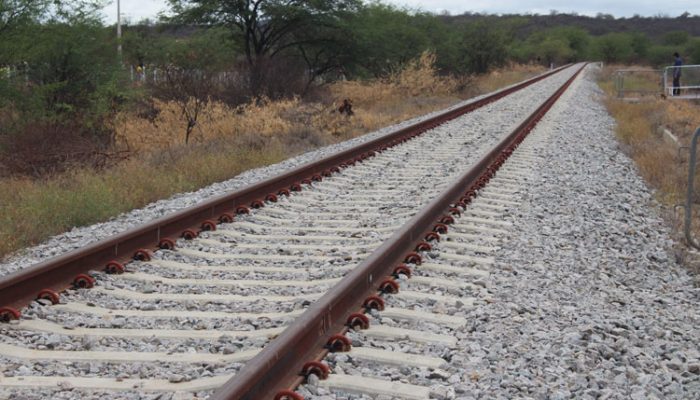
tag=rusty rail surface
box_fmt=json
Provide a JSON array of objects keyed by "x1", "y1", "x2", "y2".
[
  {"x1": 212, "y1": 63, "x2": 587, "y2": 399},
  {"x1": 0, "y1": 65, "x2": 569, "y2": 312}
]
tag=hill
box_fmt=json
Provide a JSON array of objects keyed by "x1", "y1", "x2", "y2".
[{"x1": 445, "y1": 13, "x2": 700, "y2": 40}]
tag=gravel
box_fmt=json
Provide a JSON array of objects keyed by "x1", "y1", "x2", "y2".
[
  {"x1": 298, "y1": 65, "x2": 700, "y2": 400},
  {"x1": 448, "y1": 65, "x2": 700, "y2": 400}
]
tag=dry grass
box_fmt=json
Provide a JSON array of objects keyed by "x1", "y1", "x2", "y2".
[
  {"x1": 598, "y1": 65, "x2": 700, "y2": 204},
  {"x1": 0, "y1": 56, "x2": 545, "y2": 260},
  {"x1": 115, "y1": 53, "x2": 472, "y2": 151},
  {"x1": 597, "y1": 65, "x2": 700, "y2": 275},
  {"x1": 0, "y1": 137, "x2": 287, "y2": 257}
]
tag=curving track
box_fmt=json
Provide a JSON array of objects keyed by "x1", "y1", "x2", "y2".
[{"x1": 0, "y1": 63, "x2": 584, "y2": 400}]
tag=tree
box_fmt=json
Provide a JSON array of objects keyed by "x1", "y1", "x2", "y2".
[
  {"x1": 460, "y1": 21, "x2": 508, "y2": 73},
  {"x1": 343, "y1": 3, "x2": 430, "y2": 77},
  {"x1": 593, "y1": 33, "x2": 634, "y2": 63},
  {"x1": 167, "y1": 0, "x2": 360, "y2": 95},
  {"x1": 292, "y1": 19, "x2": 355, "y2": 90},
  {"x1": 0, "y1": 0, "x2": 51, "y2": 62},
  {"x1": 538, "y1": 37, "x2": 573, "y2": 65},
  {"x1": 150, "y1": 30, "x2": 233, "y2": 144},
  {"x1": 689, "y1": 38, "x2": 700, "y2": 64},
  {"x1": 0, "y1": 0, "x2": 49, "y2": 35},
  {"x1": 556, "y1": 27, "x2": 590, "y2": 60},
  {"x1": 646, "y1": 45, "x2": 673, "y2": 67},
  {"x1": 628, "y1": 31, "x2": 651, "y2": 61},
  {"x1": 1, "y1": 3, "x2": 131, "y2": 176},
  {"x1": 167, "y1": 0, "x2": 360, "y2": 65},
  {"x1": 663, "y1": 30, "x2": 689, "y2": 46}
]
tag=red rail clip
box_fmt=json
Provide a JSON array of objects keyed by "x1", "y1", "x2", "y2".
[
  {"x1": 302, "y1": 361, "x2": 331, "y2": 379},
  {"x1": 105, "y1": 261, "x2": 125, "y2": 274},
  {"x1": 404, "y1": 252, "x2": 423, "y2": 265},
  {"x1": 158, "y1": 238, "x2": 175, "y2": 250},
  {"x1": 0, "y1": 307, "x2": 20, "y2": 322},
  {"x1": 393, "y1": 264, "x2": 412, "y2": 278},
  {"x1": 327, "y1": 334, "x2": 351, "y2": 352},
  {"x1": 363, "y1": 295, "x2": 385, "y2": 311},
  {"x1": 346, "y1": 313, "x2": 370, "y2": 330},
  {"x1": 379, "y1": 278, "x2": 400, "y2": 294},
  {"x1": 218, "y1": 213, "x2": 234, "y2": 223},
  {"x1": 133, "y1": 249, "x2": 152, "y2": 261},
  {"x1": 73, "y1": 274, "x2": 95, "y2": 289},
  {"x1": 36, "y1": 289, "x2": 60, "y2": 305},
  {"x1": 181, "y1": 229, "x2": 198, "y2": 240}
]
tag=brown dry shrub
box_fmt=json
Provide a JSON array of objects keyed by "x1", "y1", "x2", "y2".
[
  {"x1": 0, "y1": 122, "x2": 121, "y2": 177},
  {"x1": 115, "y1": 54, "x2": 545, "y2": 155}
]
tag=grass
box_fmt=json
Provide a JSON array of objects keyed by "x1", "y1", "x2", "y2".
[
  {"x1": 0, "y1": 138, "x2": 287, "y2": 257},
  {"x1": 598, "y1": 65, "x2": 700, "y2": 203},
  {"x1": 0, "y1": 57, "x2": 545, "y2": 260},
  {"x1": 597, "y1": 65, "x2": 700, "y2": 274}
]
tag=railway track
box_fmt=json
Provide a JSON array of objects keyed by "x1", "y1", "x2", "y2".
[{"x1": 0, "y1": 63, "x2": 585, "y2": 399}]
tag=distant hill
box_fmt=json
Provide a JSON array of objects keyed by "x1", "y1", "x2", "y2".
[{"x1": 444, "y1": 13, "x2": 700, "y2": 39}]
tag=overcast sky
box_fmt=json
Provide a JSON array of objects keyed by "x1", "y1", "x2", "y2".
[{"x1": 101, "y1": 0, "x2": 700, "y2": 25}]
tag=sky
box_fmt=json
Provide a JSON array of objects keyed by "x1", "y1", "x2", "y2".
[{"x1": 101, "y1": 0, "x2": 700, "y2": 25}]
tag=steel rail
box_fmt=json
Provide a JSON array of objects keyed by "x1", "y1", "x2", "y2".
[
  {"x1": 212, "y1": 63, "x2": 587, "y2": 399},
  {"x1": 0, "y1": 65, "x2": 569, "y2": 312}
]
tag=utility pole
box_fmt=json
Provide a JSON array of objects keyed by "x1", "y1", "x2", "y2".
[{"x1": 117, "y1": 0, "x2": 122, "y2": 58}]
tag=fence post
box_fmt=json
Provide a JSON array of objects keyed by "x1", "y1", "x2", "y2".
[{"x1": 684, "y1": 126, "x2": 700, "y2": 249}]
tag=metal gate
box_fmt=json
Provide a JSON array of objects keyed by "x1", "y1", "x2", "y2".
[{"x1": 664, "y1": 64, "x2": 700, "y2": 99}]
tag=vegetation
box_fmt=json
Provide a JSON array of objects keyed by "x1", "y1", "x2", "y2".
[
  {"x1": 597, "y1": 67, "x2": 700, "y2": 273},
  {"x1": 1, "y1": 0, "x2": 700, "y2": 258},
  {"x1": 0, "y1": 57, "x2": 542, "y2": 258}
]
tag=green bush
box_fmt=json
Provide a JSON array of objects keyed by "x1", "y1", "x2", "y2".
[
  {"x1": 647, "y1": 45, "x2": 678, "y2": 67},
  {"x1": 592, "y1": 33, "x2": 634, "y2": 63},
  {"x1": 459, "y1": 21, "x2": 508, "y2": 73},
  {"x1": 663, "y1": 30, "x2": 690, "y2": 46},
  {"x1": 686, "y1": 39, "x2": 700, "y2": 64},
  {"x1": 0, "y1": 8, "x2": 133, "y2": 176}
]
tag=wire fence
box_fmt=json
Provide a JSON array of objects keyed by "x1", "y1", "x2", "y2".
[
  {"x1": 613, "y1": 68, "x2": 663, "y2": 99},
  {"x1": 128, "y1": 65, "x2": 246, "y2": 86},
  {"x1": 613, "y1": 65, "x2": 700, "y2": 100}
]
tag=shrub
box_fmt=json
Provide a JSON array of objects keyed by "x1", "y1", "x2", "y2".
[{"x1": 0, "y1": 121, "x2": 121, "y2": 177}]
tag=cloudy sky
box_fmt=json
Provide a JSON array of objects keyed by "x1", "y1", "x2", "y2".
[{"x1": 101, "y1": 0, "x2": 700, "y2": 24}]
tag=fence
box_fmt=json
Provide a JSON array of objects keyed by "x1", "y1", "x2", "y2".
[
  {"x1": 0, "y1": 64, "x2": 29, "y2": 84},
  {"x1": 129, "y1": 65, "x2": 243, "y2": 86},
  {"x1": 663, "y1": 64, "x2": 700, "y2": 99},
  {"x1": 613, "y1": 68, "x2": 663, "y2": 99}
]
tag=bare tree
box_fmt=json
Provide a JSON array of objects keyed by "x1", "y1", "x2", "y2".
[{"x1": 153, "y1": 67, "x2": 217, "y2": 144}]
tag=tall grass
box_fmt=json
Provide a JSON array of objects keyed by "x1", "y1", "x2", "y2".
[{"x1": 0, "y1": 57, "x2": 545, "y2": 260}]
